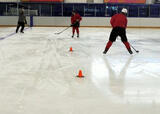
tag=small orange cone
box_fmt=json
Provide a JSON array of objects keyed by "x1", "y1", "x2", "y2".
[
  {"x1": 69, "y1": 47, "x2": 73, "y2": 52},
  {"x1": 77, "y1": 70, "x2": 84, "y2": 78}
]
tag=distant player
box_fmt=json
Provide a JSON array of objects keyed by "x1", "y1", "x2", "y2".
[
  {"x1": 16, "y1": 7, "x2": 27, "y2": 33},
  {"x1": 71, "y1": 10, "x2": 82, "y2": 38},
  {"x1": 103, "y1": 8, "x2": 133, "y2": 54}
]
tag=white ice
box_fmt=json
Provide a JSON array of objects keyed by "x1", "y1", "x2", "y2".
[{"x1": 0, "y1": 27, "x2": 160, "y2": 114}]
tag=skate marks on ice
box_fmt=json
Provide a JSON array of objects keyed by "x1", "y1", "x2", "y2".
[
  {"x1": 0, "y1": 27, "x2": 31, "y2": 40},
  {"x1": 0, "y1": 28, "x2": 73, "y2": 114},
  {"x1": 0, "y1": 27, "x2": 160, "y2": 114}
]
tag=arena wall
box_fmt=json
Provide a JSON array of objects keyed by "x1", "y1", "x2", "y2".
[{"x1": 0, "y1": 16, "x2": 160, "y2": 28}]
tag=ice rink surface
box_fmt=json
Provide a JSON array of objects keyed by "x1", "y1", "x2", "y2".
[{"x1": 0, "y1": 27, "x2": 160, "y2": 114}]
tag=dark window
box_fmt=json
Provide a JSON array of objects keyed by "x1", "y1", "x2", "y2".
[
  {"x1": 41, "y1": 4, "x2": 51, "y2": 16},
  {"x1": 95, "y1": 4, "x2": 105, "y2": 17},
  {"x1": 139, "y1": 5, "x2": 149, "y2": 17},
  {"x1": 0, "y1": 4, "x2": 6, "y2": 16},
  {"x1": 52, "y1": 3, "x2": 62, "y2": 16},
  {"x1": 150, "y1": 5, "x2": 160, "y2": 17},
  {"x1": 84, "y1": 4, "x2": 95, "y2": 17},
  {"x1": 63, "y1": 4, "x2": 73, "y2": 16},
  {"x1": 128, "y1": 5, "x2": 139, "y2": 17},
  {"x1": 106, "y1": 5, "x2": 118, "y2": 17},
  {"x1": 73, "y1": 4, "x2": 85, "y2": 16}
]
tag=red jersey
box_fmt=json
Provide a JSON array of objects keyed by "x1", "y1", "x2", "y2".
[
  {"x1": 110, "y1": 13, "x2": 127, "y2": 28},
  {"x1": 71, "y1": 13, "x2": 82, "y2": 24}
]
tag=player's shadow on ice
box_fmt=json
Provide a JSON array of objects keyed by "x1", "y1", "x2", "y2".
[{"x1": 103, "y1": 56, "x2": 133, "y2": 96}]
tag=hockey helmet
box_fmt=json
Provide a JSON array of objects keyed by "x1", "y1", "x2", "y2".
[{"x1": 121, "y1": 8, "x2": 128, "y2": 14}]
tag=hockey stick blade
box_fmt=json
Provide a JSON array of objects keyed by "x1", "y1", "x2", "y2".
[
  {"x1": 54, "y1": 26, "x2": 71, "y2": 35},
  {"x1": 130, "y1": 45, "x2": 139, "y2": 53}
]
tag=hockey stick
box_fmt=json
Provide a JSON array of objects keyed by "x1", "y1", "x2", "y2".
[
  {"x1": 130, "y1": 44, "x2": 139, "y2": 53},
  {"x1": 54, "y1": 26, "x2": 71, "y2": 35},
  {"x1": 117, "y1": 36, "x2": 139, "y2": 53}
]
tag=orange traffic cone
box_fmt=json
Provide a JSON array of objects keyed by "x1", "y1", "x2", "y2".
[
  {"x1": 69, "y1": 47, "x2": 73, "y2": 52},
  {"x1": 77, "y1": 70, "x2": 84, "y2": 78}
]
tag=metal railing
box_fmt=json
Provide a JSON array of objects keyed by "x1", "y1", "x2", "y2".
[{"x1": 0, "y1": 2, "x2": 160, "y2": 17}]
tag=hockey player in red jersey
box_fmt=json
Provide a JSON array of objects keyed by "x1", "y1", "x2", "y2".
[
  {"x1": 103, "y1": 8, "x2": 133, "y2": 54},
  {"x1": 71, "y1": 10, "x2": 82, "y2": 38}
]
